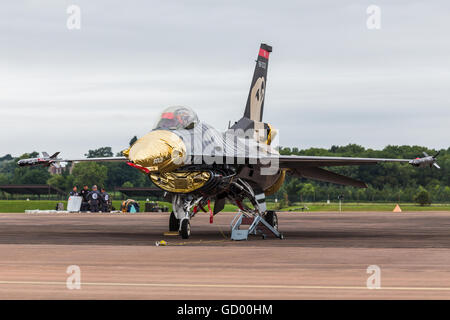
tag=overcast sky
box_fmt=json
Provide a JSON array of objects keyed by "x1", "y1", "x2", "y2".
[{"x1": 1, "y1": 1, "x2": 449, "y2": 158}]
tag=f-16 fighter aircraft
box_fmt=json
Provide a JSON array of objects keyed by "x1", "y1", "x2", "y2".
[{"x1": 19, "y1": 44, "x2": 440, "y2": 239}]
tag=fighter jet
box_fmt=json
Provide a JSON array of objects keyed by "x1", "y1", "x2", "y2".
[{"x1": 18, "y1": 43, "x2": 440, "y2": 239}]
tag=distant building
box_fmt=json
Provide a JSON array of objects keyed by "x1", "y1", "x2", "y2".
[{"x1": 48, "y1": 165, "x2": 62, "y2": 175}]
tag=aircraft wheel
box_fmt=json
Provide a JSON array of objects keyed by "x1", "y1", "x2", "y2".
[
  {"x1": 169, "y1": 211, "x2": 180, "y2": 231},
  {"x1": 264, "y1": 211, "x2": 278, "y2": 231},
  {"x1": 180, "y1": 219, "x2": 191, "y2": 239}
]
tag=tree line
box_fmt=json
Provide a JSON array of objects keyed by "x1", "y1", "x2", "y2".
[
  {"x1": 0, "y1": 136, "x2": 151, "y2": 193},
  {"x1": 0, "y1": 142, "x2": 449, "y2": 204},
  {"x1": 272, "y1": 144, "x2": 450, "y2": 205}
]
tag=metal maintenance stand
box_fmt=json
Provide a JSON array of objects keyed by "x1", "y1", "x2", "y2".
[{"x1": 230, "y1": 211, "x2": 284, "y2": 240}]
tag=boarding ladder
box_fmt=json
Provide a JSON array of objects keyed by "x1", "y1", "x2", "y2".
[{"x1": 230, "y1": 211, "x2": 284, "y2": 240}]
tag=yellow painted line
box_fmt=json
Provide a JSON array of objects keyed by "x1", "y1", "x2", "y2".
[
  {"x1": 164, "y1": 240, "x2": 230, "y2": 246},
  {"x1": 162, "y1": 232, "x2": 179, "y2": 236},
  {"x1": 1, "y1": 281, "x2": 450, "y2": 291},
  {"x1": 158, "y1": 239, "x2": 230, "y2": 246}
]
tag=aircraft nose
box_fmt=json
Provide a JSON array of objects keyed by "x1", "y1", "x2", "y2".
[{"x1": 124, "y1": 130, "x2": 186, "y2": 173}]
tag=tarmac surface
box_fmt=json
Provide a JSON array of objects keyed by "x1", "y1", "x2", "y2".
[{"x1": 0, "y1": 210, "x2": 450, "y2": 299}]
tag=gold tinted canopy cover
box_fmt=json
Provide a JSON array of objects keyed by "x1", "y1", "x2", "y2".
[{"x1": 123, "y1": 130, "x2": 186, "y2": 173}]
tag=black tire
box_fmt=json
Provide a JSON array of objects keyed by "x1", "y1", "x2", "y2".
[
  {"x1": 264, "y1": 211, "x2": 278, "y2": 231},
  {"x1": 169, "y1": 211, "x2": 180, "y2": 231},
  {"x1": 180, "y1": 219, "x2": 191, "y2": 239}
]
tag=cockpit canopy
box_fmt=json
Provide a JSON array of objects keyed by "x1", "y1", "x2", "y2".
[{"x1": 153, "y1": 106, "x2": 199, "y2": 130}]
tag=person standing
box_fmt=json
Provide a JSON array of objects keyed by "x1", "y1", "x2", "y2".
[
  {"x1": 88, "y1": 185, "x2": 102, "y2": 212},
  {"x1": 80, "y1": 185, "x2": 90, "y2": 212},
  {"x1": 69, "y1": 186, "x2": 79, "y2": 197},
  {"x1": 67, "y1": 186, "x2": 82, "y2": 212},
  {"x1": 100, "y1": 187, "x2": 110, "y2": 212}
]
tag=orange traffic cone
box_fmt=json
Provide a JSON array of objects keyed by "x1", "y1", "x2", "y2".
[{"x1": 393, "y1": 204, "x2": 402, "y2": 213}]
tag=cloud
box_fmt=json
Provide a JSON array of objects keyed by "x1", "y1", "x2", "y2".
[{"x1": 1, "y1": 1, "x2": 449, "y2": 157}]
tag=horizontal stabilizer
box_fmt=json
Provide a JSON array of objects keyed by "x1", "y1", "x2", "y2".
[{"x1": 290, "y1": 166, "x2": 367, "y2": 188}]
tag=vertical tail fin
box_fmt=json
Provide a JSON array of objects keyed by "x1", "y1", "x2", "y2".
[{"x1": 243, "y1": 43, "x2": 272, "y2": 122}]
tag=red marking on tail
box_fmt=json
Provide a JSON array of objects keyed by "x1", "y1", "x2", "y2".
[{"x1": 259, "y1": 48, "x2": 270, "y2": 59}]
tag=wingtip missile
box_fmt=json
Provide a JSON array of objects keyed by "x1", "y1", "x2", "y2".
[
  {"x1": 409, "y1": 151, "x2": 441, "y2": 169},
  {"x1": 17, "y1": 152, "x2": 61, "y2": 167}
]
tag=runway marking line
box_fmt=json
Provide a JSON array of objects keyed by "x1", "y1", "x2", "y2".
[{"x1": 1, "y1": 280, "x2": 450, "y2": 292}]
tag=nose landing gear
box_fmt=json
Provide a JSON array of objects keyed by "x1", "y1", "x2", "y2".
[
  {"x1": 169, "y1": 211, "x2": 180, "y2": 231},
  {"x1": 180, "y1": 219, "x2": 191, "y2": 239},
  {"x1": 170, "y1": 194, "x2": 202, "y2": 239}
]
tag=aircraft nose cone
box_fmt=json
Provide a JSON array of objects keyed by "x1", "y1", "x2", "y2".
[{"x1": 125, "y1": 130, "x2": 186, "y2": 173}]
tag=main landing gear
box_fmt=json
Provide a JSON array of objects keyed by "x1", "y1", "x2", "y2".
[
  {"x1": 264, "y1": 210, "x2": 278, "y2": 230},
  {"x1": 229, "y1": 180, "x2": 284, "y2": 241},
  {"x1": 167, "y1": 180, "x2": 285, "y2": 240}
]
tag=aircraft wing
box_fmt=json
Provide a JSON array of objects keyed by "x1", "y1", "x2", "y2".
[
  {"x1": 276, "y1": 155, "x2": 411, "y2": 167},
  {"x1": 57, "y1": 156, "x2": 128, "y2": 163},
  {"x1": 265, "y1": 155, "x2": 414, "y2": 188}
]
